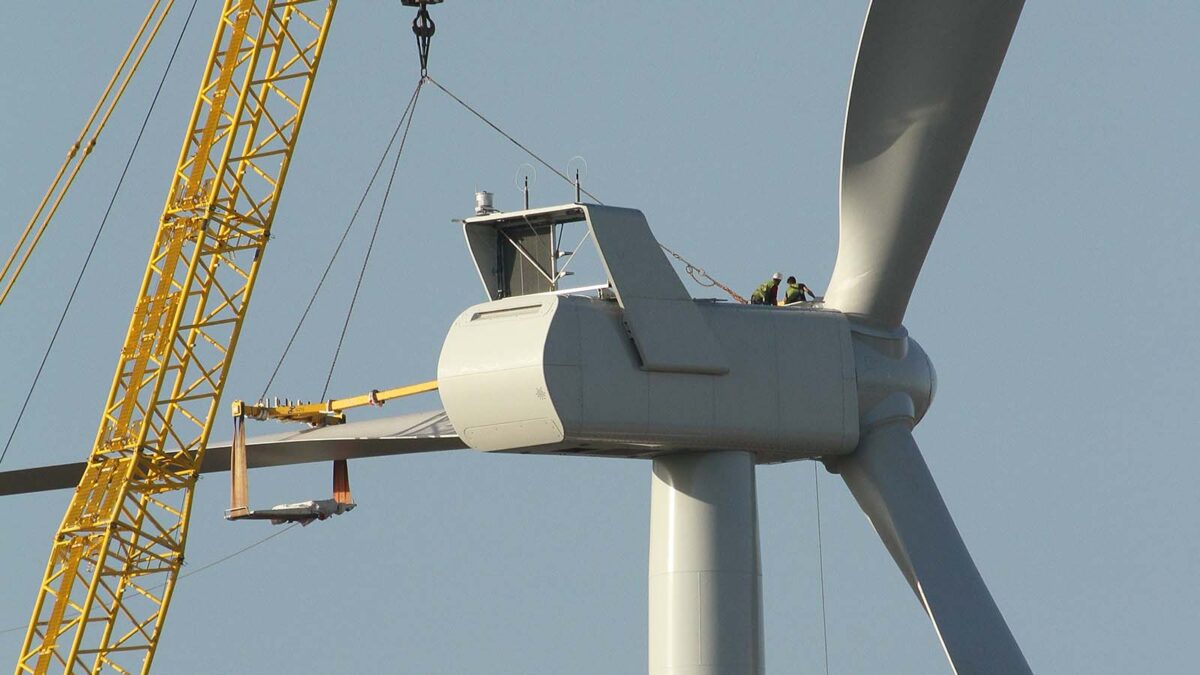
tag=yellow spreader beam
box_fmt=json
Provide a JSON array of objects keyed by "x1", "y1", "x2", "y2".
[{"x1": 233, "y1": 380, "x2": 440, "y2": 427}]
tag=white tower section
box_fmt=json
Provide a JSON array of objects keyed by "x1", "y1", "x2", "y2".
[{"x1": 650, "y1": 451, "x2": 764, "y2": 675}]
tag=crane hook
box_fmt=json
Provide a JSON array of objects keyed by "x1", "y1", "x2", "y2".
[{"x1": 412, "y1": 1, "x2": 436, "y2": 76}]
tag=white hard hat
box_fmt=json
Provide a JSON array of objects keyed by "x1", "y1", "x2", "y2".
[{"x1": 772, "y1": 272, "x2": 782, "y2": 280}]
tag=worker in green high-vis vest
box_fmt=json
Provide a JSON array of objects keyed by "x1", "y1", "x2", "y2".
[
  {"x1": 750, "y1": 272, "x2": 782, "y2": 305},
  {"x1": 783, "y1": 276, "x2": 815, "y2": 305}
]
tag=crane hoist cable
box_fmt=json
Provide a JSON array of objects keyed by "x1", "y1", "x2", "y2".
[
  {"x1": 231, "y1": 80, "x2": 430, "y2": 528},
  {"x1": 425, "y1": 75, "x2": 603, "y2": 205},
  {"x1": 0, "y1": 0, "x2": 178, "y2": 308},
  {"x1": 0, "y1": 0, "x2": 201, "y2": 470},
  {"x1": 258, "y1": 83, "x2": 427, "y2": 401},
  {"x1": 260, "y1": 3, "x2": 439, "y2": 401},
  {"x1": 424, "y1": 74, "x2": 748, "y2": 305},
  {"x1": 322, "y1": 79, "x2": 425, "y2": 399}
]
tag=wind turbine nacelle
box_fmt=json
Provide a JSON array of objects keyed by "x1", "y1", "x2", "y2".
[{"x1": 437, "y1": 294, "x2": 861, "y2": 462}]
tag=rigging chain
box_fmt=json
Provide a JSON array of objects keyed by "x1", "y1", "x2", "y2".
[{"x1": 658, "y1": 243, "x2": 749, "y2": 304}]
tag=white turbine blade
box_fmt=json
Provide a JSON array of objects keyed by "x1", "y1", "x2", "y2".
[
  {"x1": 839, "y1": 422, "x2": 1031, "y2": 675},
  {"x1": 824, "y1": 0, "x2": 1024, "y2": 329},
  {"x1": 207, "y1": 408, "x2": 463, "y2": 471},
  {"x1": 0, "y1": 409, "x2": 464, "y2": 497},
  {"x1": 0, "y1": 462, "x2": 85, "y2": 496}
]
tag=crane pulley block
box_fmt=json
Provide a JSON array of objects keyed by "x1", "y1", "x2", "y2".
[{"x1": 401, "y1": 0, "x2": 442, "y2": 75}]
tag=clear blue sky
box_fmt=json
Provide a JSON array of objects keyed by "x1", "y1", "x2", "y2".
[{"x1": 2, "y1": 2, "x2": 1197, "y2": 673}]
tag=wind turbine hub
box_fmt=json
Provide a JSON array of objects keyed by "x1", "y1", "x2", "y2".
[{"x1": 849, "y1": 327, "x2": 936, "y2": 431}]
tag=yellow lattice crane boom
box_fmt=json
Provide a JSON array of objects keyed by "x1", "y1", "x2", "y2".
[{"x1": 17, "y1": 1, "x2": 337, "y2": 672}]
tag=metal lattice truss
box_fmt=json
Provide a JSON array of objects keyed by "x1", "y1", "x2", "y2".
[{"x1": 18, "y1": 1, "x2": 337, "y2": 672}]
